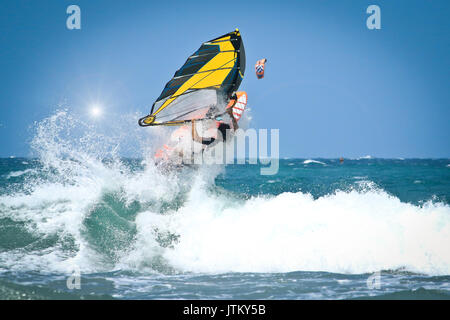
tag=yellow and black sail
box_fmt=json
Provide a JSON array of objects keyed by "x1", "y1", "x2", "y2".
[{"x1": 139, "y1": 29, "x2": 246, "y2": 126}]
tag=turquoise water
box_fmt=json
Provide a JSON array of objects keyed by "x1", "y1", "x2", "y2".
[{"x1": 0, "y1": 156, "x2": 449, "y2": 300}]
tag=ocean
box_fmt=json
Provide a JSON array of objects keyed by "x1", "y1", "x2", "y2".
[
  {"x1": 1, "y1": 156, "x2": 449, "y2": 300},
  {"x1": 0, "y1": 113, "x2": 449, "y2": 300}
]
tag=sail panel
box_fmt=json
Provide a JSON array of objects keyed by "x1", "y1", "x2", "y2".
[{"x1": 152, "y1": 89, "x2": 217, "y2": 124}]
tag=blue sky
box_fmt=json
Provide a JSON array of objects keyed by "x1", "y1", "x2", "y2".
[{"x1": 0, "y1": 0, "x2": 449, "y2": 158}]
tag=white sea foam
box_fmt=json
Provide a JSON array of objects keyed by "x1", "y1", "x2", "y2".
[
  {"x1": 5, "y1": 169, "x2": 34, "y2": 179},
  {"x1": 138, "y1": 189, "x2": 450, "y2": 275},
  {"x1": 303, "y1": 159, "x2": 326, "y2": 165},
  {"x1": 357, "y1": 155, "x2": 373, "y2": 160}
]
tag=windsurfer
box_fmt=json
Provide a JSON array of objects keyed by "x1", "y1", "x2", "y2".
[{"x1": 192, "y1": 105, "x2": 238, "y2": 147}]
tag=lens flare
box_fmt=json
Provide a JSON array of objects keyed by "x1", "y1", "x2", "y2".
[{"x1": 90, "y1": 104, "x2": 102, "y2": 117}]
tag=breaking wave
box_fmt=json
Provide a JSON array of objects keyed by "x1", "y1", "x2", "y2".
[
  {"x1": 303, "y1": 159, "x2": 326, "y2": 165},
  {"x1": 0, "y1": 111, "x2": 449, "y2": 276}
]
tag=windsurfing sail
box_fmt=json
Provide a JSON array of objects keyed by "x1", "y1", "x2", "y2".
[{"x1": 139, "y1": 29, "x2": 246, "y2": 127}]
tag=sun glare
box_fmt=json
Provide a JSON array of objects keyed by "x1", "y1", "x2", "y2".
[{"x1": 90, "y1": 104, "x2": 103, "y2": 118}]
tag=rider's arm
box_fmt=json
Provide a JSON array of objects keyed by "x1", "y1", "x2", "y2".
[
  {"x1": 192, "y1": 120, "x2": 216, "y2": 145},
  {"x1": 227, "y1": 107, "x2": 239, "y2": 130}
]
